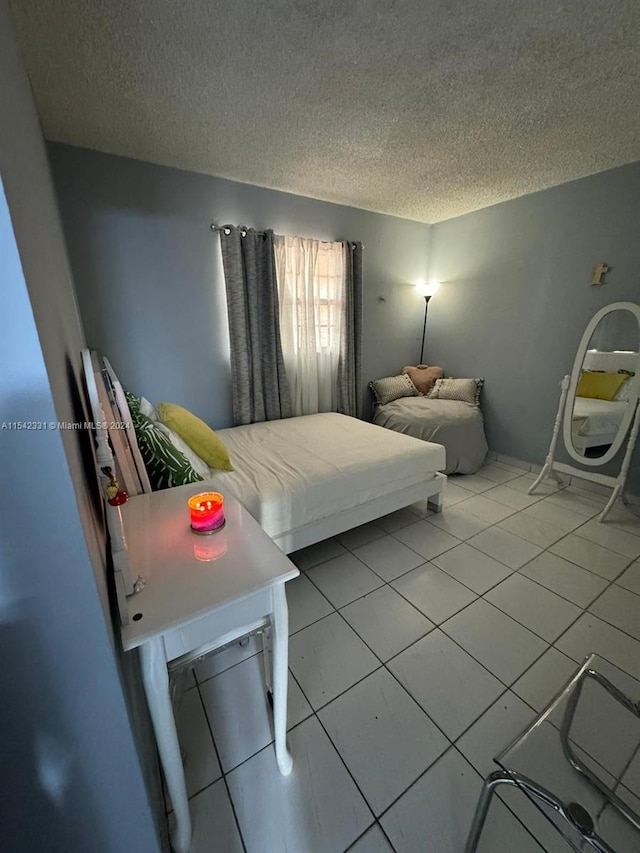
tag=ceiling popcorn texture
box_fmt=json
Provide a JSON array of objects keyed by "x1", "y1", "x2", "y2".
[{"x1": 10, "y1": 0, "x2": 640, "y2": 222}]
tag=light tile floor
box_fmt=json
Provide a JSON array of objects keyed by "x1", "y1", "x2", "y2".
[{"x1": 173, "y1": 463, "x2": 640, "y2": 852}]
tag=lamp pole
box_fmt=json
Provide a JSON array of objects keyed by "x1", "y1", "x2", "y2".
[
  {"x1": 419, "y1": 295, "x2": 432, "y2": 365},
  {"x1": 416, "y1": 281, "x2": 439, "y2": 365}
]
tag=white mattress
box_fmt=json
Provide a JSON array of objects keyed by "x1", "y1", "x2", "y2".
[
  {"x1": 572, "y1": 397, "x2": 627, "y2": 437},
  {"x1": 205, "y1": 412, "x2": 445, "y2": 539}
]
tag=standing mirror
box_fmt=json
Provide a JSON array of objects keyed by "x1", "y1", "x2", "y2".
[
  {"x1": 565, "y1": 305, "x2": 640, "y2": 464},
  {"x1": 530, "y1": 302, "x2": 640, "y2": 521}
]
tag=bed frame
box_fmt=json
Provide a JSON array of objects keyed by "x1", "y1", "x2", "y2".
[
  {"x1": 572, "y1": 424, "x2": 620, "y2": 455},
  {"x1": 83, "y1": 350, "x2": 446, "y2": 568},
  {"x1": 273, "y1": 476, "x2": 444, "y2": 554}
]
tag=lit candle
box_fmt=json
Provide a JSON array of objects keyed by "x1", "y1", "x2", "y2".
[{"x1": 188, "y1": 492, "x2": 225, "y2": 534}]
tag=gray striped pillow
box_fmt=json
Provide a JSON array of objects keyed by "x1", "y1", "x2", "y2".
[
  {"x1": 369, "y1": 374, "x2": 418, "y2": 406},
  {"x1": 429, "y1": 378, "x2": 484, "y2": 406}
]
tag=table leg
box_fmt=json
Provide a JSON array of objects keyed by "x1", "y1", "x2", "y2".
[
  {"x1": 271, "y1": 583, "x2": 293, "y2": 776},
  {"x1": 140, "y1": 637, "x2": 192, "y2": 853},
  {"x1": 262, "y1": 627, "x2": 273, "y2": 697}
]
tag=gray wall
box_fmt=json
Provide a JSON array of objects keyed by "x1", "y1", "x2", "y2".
[
  {"x1": 49, "y1": 144, "x2": 431, "y2": 427},
  {"x1": 426, "y1": 162, "x2": 640, "y2": 491},
  {"x1": 46, "y1": 123, "x2": 640, "y2": 494},
  {"x1": 0, "y1": 2, "x2": 161, "y2": 849}
]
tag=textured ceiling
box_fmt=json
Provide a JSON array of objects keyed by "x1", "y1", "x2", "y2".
[{"x1": 10, "y1": 0, "x2": 640, "y2": 222}]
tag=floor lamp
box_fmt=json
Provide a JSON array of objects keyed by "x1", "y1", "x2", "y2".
[{"x1": 416, "y1": 281, "x2": 440, "y2": 364}]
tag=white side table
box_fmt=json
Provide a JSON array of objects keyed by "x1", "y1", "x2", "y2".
[{"x1": 118, "y1": 484, "x2": 299, "y2": 853}]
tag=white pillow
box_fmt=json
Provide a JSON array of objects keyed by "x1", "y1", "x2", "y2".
[
  {"x1": 155, "y1": 421, "x2": 211, "y2": 479},
  {"x1": 139, "y1": 396, "x2": 160, "y2": 421},
  {"x1": 614, "y1": 376, "x2": 634, "y2": 402}
]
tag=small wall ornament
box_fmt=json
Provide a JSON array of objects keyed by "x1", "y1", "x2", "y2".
[{"x1": 591, "y1": 262, "x2": 610, "y2": 285}]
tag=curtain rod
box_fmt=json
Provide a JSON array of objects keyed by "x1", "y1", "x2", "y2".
[
  {"x1": 210, "y1": 223, "x2": 257, "y2": 236},
  {"x1": 210, "y1": 223, "x2": 363, "y2": 249}
]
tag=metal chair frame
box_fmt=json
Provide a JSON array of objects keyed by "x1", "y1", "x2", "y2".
[{"x1": 465, "y1": 659, "x2": 640, "y2": 853}]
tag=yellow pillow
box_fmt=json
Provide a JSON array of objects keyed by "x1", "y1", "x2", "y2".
[
  {"x1": 576, "y1": 371, "x2": 627, "y2": 401},
  {"x1": 157, "y1": 402, "x2": 233, "y2": 471}
]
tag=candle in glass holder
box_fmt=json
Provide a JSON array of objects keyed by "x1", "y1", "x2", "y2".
[{"x1": 188, "y1": 492, "x2": 225, "y2": 534}]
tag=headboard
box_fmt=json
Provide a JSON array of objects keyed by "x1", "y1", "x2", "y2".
[
  {"x1": 583, "y1": 349, "x2": 638, "y2": 374},
  {"x1": 82, "y1": 349, "x2": 150, "y2": 624}
]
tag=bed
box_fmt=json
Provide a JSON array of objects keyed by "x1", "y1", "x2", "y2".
[
  {"x1": 571, "y1": 350, "x2": 636, "y2": 454},
  {"x1": 206, "y1": 413, "x2": 446, "y2": 552},
  {"x1": 571, "y1": 397, "x2": 628, "y2": 453},
  {"x1": 373, "y1": 396, "x2": 488, "y2": 474},
  {"x1": 85, "y1": 351, "x2": 447, "y2": 555}
]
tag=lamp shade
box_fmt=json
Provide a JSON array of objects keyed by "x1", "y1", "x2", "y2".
[{"x1": 416, "y1": 281, "x2": 440, "y2": 298}]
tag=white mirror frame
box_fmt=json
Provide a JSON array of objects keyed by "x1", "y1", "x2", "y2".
[
  {"x1": 563, "y1": 301, "x2": 640, "y2": 467},
  {"x1": 529, "y1": 301, "x2": 640, "y2": 522}
]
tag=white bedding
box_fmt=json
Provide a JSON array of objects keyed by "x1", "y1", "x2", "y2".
[
  {"x1": 206, "y1": 412, "x2": 446, "y2": 540},
  {"x1": 572, "y1": 397, "x2": 627, "y2": 437}
]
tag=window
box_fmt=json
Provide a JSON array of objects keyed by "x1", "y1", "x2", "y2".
[{"x1": 274, "y1": 235, "x2": 346, "y2": 416}]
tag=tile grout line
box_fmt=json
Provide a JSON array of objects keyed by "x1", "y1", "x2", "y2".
[
  {"x1": 198, "y1": 490, "x2": 639, "y2": 725},
  {"x1": 180, "y1": 470, "x2": 640, "y2": 850},
  {"x1": 288, "y1": 501, "x2": 640, "y2": 731},
  {"x1": 191, "y1": 658, "x2": 384, "y2": 852},
  {"x1": 388, "y1": 574, "x2": 640, "y2": 711},
  {"x1": 195, "y1": 600, "x2": 465, "y2": 838},
  {"x1": 353, "y1": 530, "x2": 571, "y2": 683},
  {"x1": 194, "y1": 681, "x2": 249, "y2": 853}
]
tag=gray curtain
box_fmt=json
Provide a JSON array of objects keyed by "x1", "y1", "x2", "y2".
[
  {"x1": 219, "y1": 227, "x2": 292, "y2": 425},
  {"x1": 337, "y1": 241, "x2": 363, "y2": 418}
]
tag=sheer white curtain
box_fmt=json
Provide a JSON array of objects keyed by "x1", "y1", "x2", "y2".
[{"x1": 274, "y1": 235, "x2": 345, "y2": 416}]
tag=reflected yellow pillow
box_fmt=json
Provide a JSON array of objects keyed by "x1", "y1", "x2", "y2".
[
  {"x1": 576, "y1": 371, "x2": 627, "y2": 401},
  {"x1": 157, "y1": 402, "x2": 233, "y2": 471}
]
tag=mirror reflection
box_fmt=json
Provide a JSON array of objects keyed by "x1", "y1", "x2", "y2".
[{"x1": 570, "y1": 310, "x2": 639, "y2": 458}]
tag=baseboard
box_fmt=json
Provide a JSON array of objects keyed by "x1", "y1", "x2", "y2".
[
  {"x1": 488, "y1": 450, "x2": 640, "y2": 503},
  {"x1": 488, "y1": 450, "x2": 539, "y2": 474},
  {"x1": 485, "y1": 451, "x2": 531, "y2": 472}
]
